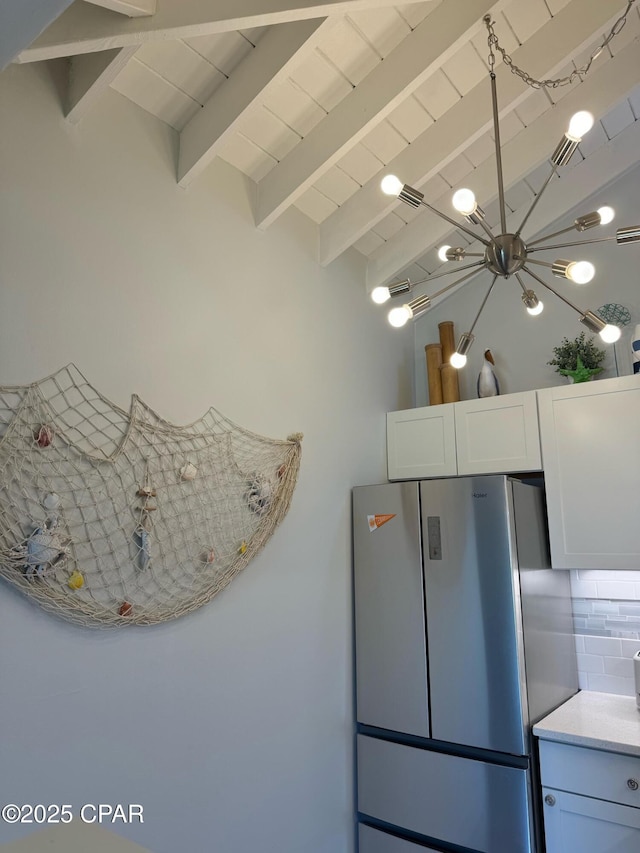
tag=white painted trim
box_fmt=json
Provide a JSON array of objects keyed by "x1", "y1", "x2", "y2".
[
  {"x1": 253, "y1": 0, "x2": 508, "y2": 230},
  {"x1": 17, "y1": 0, "x2": 429, "y2": 63},
  {"x1": 66, "y1": 45, "x2": 138, "y2": 124},
  {"x1": 319, "y1": 0, "x2": 630, "y2": 266},
  {"x1": 83, "y1": 0, "x2": 156, "y2": 17},
  {"x1": 365, "y1": 39, "x2": 640, "y2": 289},
  {"x1": 177, "y1": 18, "x2": 333, "y2": 188}
]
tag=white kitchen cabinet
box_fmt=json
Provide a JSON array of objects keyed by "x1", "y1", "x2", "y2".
[
  {"x1": 541, "y1": 788, "x2": 640, "y2": 852},
  {"x1": 539, "y1": 739, "x2": 640, "y2": 853},
  {"x1": 387, "y1": 390, "x2": 541, "y2": 480},
  {"x1": 537, "y1": 375, "x2": 640, "y2": 569},
  {"x1": 386, "y1": 404, "x2": 457, "y2": 480},
  {"x1": 454, "y1": 391, "x2": 541, "y2": 475}
]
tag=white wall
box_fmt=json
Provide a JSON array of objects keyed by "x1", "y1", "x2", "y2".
[{"x1": 0, "y1": 63, "x2": 415, "y2": 852}]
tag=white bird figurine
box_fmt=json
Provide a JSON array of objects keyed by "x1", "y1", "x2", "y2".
[{"x1": 477, "y1": 349, "x2": 500, "y2": 398}]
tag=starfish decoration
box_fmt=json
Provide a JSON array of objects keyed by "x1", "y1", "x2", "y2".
[{"x1": 559, "y1": 355, "x2": 603, "y2": 383}]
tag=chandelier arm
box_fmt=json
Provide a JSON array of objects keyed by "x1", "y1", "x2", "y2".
[
  {"x1": 527, "y1": 236, "x2": 617, "y2": 253},
  {"x1": 429, "y1": 265, "x2": 490, "y2": 302},
  {"x1": 474, "y1": 215, "x2": 499, "y2": 243},
  {"x1": 420, "y1": 259, "x2": 488, "y2": 284},
  {"x1": 527, "y1": 224, "x2": 580, "y2": 248},
  {"x1": 468, "y1": 274, "x2": 498, "y2": 336},
  {"x1": 514, "y1": 163, "x2": 559, "y2": 238},
  {"x1": 420, "y1": 200, "x2": 490, "y2": 246},
  {"x1": 389, "y1": 259, "x2": 487, "y2": 296},
  {"x1": 523, "y1": 258, "x2": 554, "y2": 270},
  {"x1": 514, "y1": 272, "x2": 530, "y2": 295},
  {"x1": 522, "y1": 266, "x2": 585, "y2": 317},
  {"x1": 490, "y1": 73, "x2": 507, "y2": 235}
]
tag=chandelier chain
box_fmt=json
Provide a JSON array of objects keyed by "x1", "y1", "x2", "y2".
[{"x1": 484, "y1": 0, "x2": 636, "y2": 89}]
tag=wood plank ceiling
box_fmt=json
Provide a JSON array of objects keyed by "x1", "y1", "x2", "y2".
[{"x1": 11, "y1": 0, "x2": 640, "y2": 303}]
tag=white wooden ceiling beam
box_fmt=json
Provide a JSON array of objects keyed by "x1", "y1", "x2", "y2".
[
  {"x1": 253, "y1": 0, "x2": 507, "y2": 230},
  {"x1": 319, "y1": 0, "x2": 629, "y2": 266},
  {"x1": 413, "y1": 119, "x2": 640, "y2": 311},
  {"x1": 17, "y1": 0, "x2": 428, "y2": 63},
  {"x1": 365, "y1": 39, "x2": 640, "y2": 289},
  {"x1": 83, "y1": 0, "x2": 156, "y2": 17},
  {"x1": 65, "y1": 45, "x2": 138, "y2": 124},
  {"x1": 178, "y1": 18, "x2": 333, "y2": 188}
]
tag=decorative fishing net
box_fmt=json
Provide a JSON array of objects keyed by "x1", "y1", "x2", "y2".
[{"x1": 0, "y1": 366, "x2": 302, "y2": 627}]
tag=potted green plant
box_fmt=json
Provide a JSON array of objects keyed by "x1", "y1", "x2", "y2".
[{"x1": 548, "y1": 331, "x2": 606, "y2": 383}]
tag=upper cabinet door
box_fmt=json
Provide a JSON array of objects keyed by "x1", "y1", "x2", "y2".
[
  {"x1": 387, "y1": 405, "x2": 457, "y2": 480},
  {"x1": 387, "y1": 392, "x2": 542, "y2": 481},
  {"x1": 537, "y1": 376, "x2": 640, "y2": 569},
  {"x1": 455, "y1": 391, "x2": 542, "y2": 475}
]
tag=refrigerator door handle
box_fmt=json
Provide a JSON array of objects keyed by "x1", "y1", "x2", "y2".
[{"x1": 426, "y1": 515, "x2": 442, "y2": 561}]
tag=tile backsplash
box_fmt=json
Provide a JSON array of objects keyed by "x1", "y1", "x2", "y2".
[{"x1": 571, "y1": 570, "x2": 640, "y2": 696}]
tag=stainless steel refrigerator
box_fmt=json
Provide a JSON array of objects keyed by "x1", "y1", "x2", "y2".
[{"x1": 353, "y1": 476, "x2": 578, "y2": 853}]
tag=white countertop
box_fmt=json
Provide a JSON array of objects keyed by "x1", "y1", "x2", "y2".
[{"x1": 533, "y1": 690, "x2": 640, "y2": 756}]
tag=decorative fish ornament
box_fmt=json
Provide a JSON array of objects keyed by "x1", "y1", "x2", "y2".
[
  {"x1": 477, "y1": 349, "x2": 500, "y2": 398},
  {"x1": 133, "y1": 525, "x2": 151, "y2": 570}
]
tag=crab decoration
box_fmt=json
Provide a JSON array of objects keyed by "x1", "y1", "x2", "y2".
[
  {"x1": 245, "y1": 473, "x2": 274, "y2": 516},
  {"x1": 12, "y1": 519, "x2": 71, "y2": 578}
]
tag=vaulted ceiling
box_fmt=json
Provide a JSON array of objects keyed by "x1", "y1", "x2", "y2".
[{"x1": 5, "y1": 0, "x2": 640, "y2": 300}]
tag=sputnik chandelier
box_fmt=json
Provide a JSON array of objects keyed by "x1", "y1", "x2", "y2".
[{"x1": 374, "y1": 3, "x2": 640, "y2": 369}]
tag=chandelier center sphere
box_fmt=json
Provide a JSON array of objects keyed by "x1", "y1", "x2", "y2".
[{"x1": 485, "y1": 234, "x2": 527, "y2": 277}]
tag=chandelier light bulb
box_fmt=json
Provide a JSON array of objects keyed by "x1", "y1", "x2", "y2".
[
  {"x1": 521, "y1": 289, "x2": 543, "y2": 315},
  {"x1": 450, "y1": 351, "x2": 467, "y2": 369},
  {"x1": 599, "y1": 323, "x2": 622, "y2": 343},
  {"x1": 597, "y1": 206, "x2": 615, "y2": 225},
  {"x1": 371, "y1": 286, "x2": 391, "y2": 304},
  {"x1": 438, "y1": 245, "x2": 452, "y2": 262},
  {"x1": 566, "y1": 260, "x2": 595, "y2": 284},
  {"x1": 380, "y1": 174, "x2": 403, "y2": 197},
  {"x1": 452, "y1": 188, "x2": 477, "y2": 216},
  {"x1": 567, "y1": 111, "x2": 594, "y2": 141},
  {"x1": 388, "y1": 305, "x2": 412, "y2": 327}
]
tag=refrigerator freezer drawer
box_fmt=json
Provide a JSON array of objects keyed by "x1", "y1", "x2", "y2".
[
  {"x1": 357, "y1": 735, "x2": 533, "y2": 853},
  {"x1": 359, "y1": 824, "x2": 441, "y2": 853}
]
